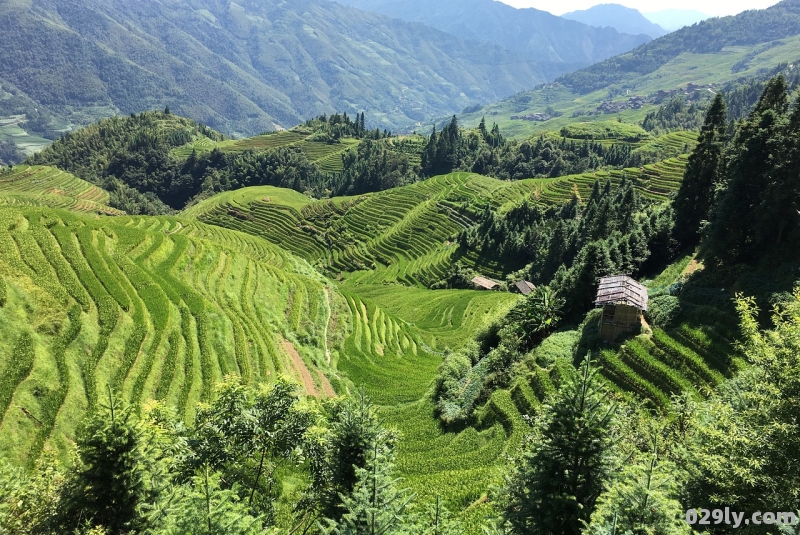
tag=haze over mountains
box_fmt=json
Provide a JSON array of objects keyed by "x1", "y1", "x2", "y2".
[
  {"x1": 643, "y1": 9, "x2": 710, "y2": 31},
  {"x1": 562, "y1": 4, "x2": 669, "y2": 38},
  {"x1": 334, "y1": 0, "x2": 651, "y2": 76}
]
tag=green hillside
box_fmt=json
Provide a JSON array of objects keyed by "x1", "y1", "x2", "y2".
[
  {"x1": 2, "y1": 72, "x2": 799, "y2": 535},
  {"x1": 0, "y1": 166, "x2": 123, "y2": 215},
  {"x1": 460, "y1": 0, "x2": 800, "y2": 138},
  {"x1": 0, "y1": 0, "x2": 548, "y2": 146},
  {"x1": 186, "y1": 156, "x2": 690, "y2": 285},
  {"x1": 0, "y1": 205, "x2": 343, "y2": 465}
]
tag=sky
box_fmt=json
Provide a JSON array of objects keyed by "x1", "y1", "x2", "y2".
[{"x1": 496, "y1": 0, "x2": 781, "y2": 17}]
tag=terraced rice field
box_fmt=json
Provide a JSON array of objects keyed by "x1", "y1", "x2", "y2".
[
  {"x1": 187, "y1": 158, "x2": 689, "y2": 287},
  {"x1": 489, "y1": 156, "x2": 689, "y2": 208},
  {"x1": 0, "y1": 206, "x2": 335, "y2": 465},
  {"x1": 348, "y1": 284, "x2": 519, "y2": 351},
  {"x1": 0, "y1": 166, "x2": 124, "y2": 215},
  {"x1": 171, "y1": 131, "x2": 359, "y2": 174}
]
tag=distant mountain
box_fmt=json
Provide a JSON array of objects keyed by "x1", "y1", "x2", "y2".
[
  {"x1": 643, "y1": 9, "x2": 710, "y2": 31},
  {"x1": 558, "y1": 0, "x2": 800, "y2": 94},
  {"x1": 0, "y1": 0, "x2": 547, "y2": 139},
  {"x1": 333, "y1": 0, "x2": 651, "y2": 78},
  {"x1": 562, "y1": 4, "x2": 668, "y2": 39},
  {"x1": 458, "y1": 0, "x2": 800, "y2": 140}
]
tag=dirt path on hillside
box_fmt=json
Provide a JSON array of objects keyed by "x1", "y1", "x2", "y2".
[
  {"x1": 317, "y1": 370, "x2": 336, "y2": 397},
  {"x1": 683, "y1": 258, "x2": 702, "y2": 276},
  {"x1": 280, "y1": 338, "x2": 321, "y2": 397}
]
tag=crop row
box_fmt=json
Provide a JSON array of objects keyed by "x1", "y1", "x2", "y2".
[{"x1": 0, "y1": 206, "x2": 336, "y2": 464}]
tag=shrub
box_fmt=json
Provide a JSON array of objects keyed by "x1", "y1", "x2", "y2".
[
  {"x1": 530, "y1": 331, "x2": 579, "y2": 367},
  {"x1": 647, "y1": 295, "x2": 682, "y2": 329}
]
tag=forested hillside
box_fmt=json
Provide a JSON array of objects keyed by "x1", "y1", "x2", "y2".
[
  {"x1": 0, "y1": 0, "x2": 545, "y2": 140},
  {"x1": 458, "y1": 0, "x2": 800, "y2": 139},
  {"x1": 557, "y1": 0, "x2": 800, "y2": 94},
  {"x1": 333, "y1": 0, "x2": 650, "y2": 77}
]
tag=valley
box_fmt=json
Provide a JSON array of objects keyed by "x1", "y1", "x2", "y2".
[{"x1": 1, "y1": 2, "x2": 800, "y2": 534}]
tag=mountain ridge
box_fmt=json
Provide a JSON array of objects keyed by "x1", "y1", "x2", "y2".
[
  {"x1": 562, "y1": 4, "x2": 668, "y2": 39},
  {"x1": 0, "y1": 0, "x2": 546, "y2": 139},
  {"x1": 332, "y1": 0, "x2": 651, "y2": 77}
]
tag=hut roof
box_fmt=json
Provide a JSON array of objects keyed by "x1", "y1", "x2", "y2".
[
  {"x1": 514, "y1": 280, "x2": 536, "y2": 295},
  {"x1": 472, "y1": 276, "x2": 499, "y2": 290},
  {"x1": 595, "y1": 275, "x2": 648, "y2": 311}
]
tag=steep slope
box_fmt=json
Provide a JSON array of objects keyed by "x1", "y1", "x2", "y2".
[
  {"x1": 332, "y1": 0, "x2": 650, "y2": 78},
  {"x1": 0, "y1": 0, "x2": 544, "y2": 139},
  {"x1": 458, "y1": 0, "x2": 800, "y2": 138},
  {"x1": 0, "y1": 204, "x2": 346, "y2": 464},
  {"x1": 558, "y1": 0, "x2": 800, "y2": 94},
  {"x1": 562, "y1": 4, "x2": 668, "y2": 39}
]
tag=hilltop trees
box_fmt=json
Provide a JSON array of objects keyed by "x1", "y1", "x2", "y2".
[
  {"x1": 422, "y1": 116, "x2": 465, "y2": 176},
  {"x1": 672, "y1": 93, "x2": 728, "y2": 248},
  {"x1": 705, "y1": 75, "x2": 800, "y2": 264}
]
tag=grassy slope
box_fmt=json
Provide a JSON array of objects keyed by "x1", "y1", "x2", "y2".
[
  {"x1": 171, "y1": 130, "x2": 361, "y2": 174},
  {"x1": 186, "y1": 156, "x2": 690, "y2": 284},
  {"x1": 460, "y1": 35, "x2": 800, "y2": 138},
  {"x1": 0, "y1": 174, "x2": 518, "y2": 533}
]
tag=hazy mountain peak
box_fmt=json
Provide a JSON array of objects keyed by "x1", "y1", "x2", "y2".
[
  {"x1": 642, "y1": 9, "x2": 710, "y2": 31},
  {"x1": 562, "y1": 4, "x2": 668, "y2": 38},
  {"x1": 333, "y1": 0, "x2": 651, "y2": 79}
]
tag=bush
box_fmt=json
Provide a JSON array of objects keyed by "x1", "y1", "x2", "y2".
[
  {"x1": 575, "y1": 309, "x2": 603, "y2": 358},
  {"x1": 530, "y1": 331, "x2": 579, "y2": 367},
  {"x1": 647, "y1": 295, "x2": 682, "y2": 329}
]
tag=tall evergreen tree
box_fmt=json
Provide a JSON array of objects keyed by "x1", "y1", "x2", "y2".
[
  {"x1": 705, "y1": 76, "x2": 792, "y2": 263},
  {"x1": 501, "y1": 358, "x2": 615, "y2": 535},
  {"x1": 672, "y1": 93, "x2": 728, "y2": 248},
  {"x1": 60, "y1": 393, "x2": 157, "y2": 533},
  {"x1": 312, "y1": 391, "x2": 387, "y2": 522},
  {"x1": 321, "y1": 439, "x2": 413, "y2": 535}
]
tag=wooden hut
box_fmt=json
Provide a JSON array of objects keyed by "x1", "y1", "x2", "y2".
[
  {"x1": 594, "y1": 275, "x2": 648, "y2": 342},
  {"x1": 472, "y1": 276, "x2": 499, "y2": 291},
  {"x1": 513, "y1": 280, "x2": 536, "y2": 295}
]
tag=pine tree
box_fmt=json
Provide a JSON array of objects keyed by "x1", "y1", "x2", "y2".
[
  {"x1": 672, "y1": 93, "x2": 728, "y2": 248},
  {"x1": 60, "y1": 392, "x2": 155, "y2": 533},
  {"x1": 157, "y1": 465, "x2": 265, "y2": 535},
  {"x1": 408, "y1": 496, "x2": 463, "y2": 535},
  {"x1": 584, "y1": 452, "x2": 690, "y2": 535},
  {"x1": 316, "y1": 391, "x2": 387, "y2": 521},
  {"x1": 705, "y1": 76, "x2": 791, "y2": 263},
  {"x1": 322, "y1": 440, "x2": 414, "y2": 535},
  {"x1": 502, "y1": 357, "x2": 615, "y2": 535}
]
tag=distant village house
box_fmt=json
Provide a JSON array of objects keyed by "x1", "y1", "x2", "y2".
[
  {"x1": 472, "y1": 276, "x2": 499, "y2": 291},
  {"x1": 513, "y1": 280, "x2": 536, "y2": 295}
]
